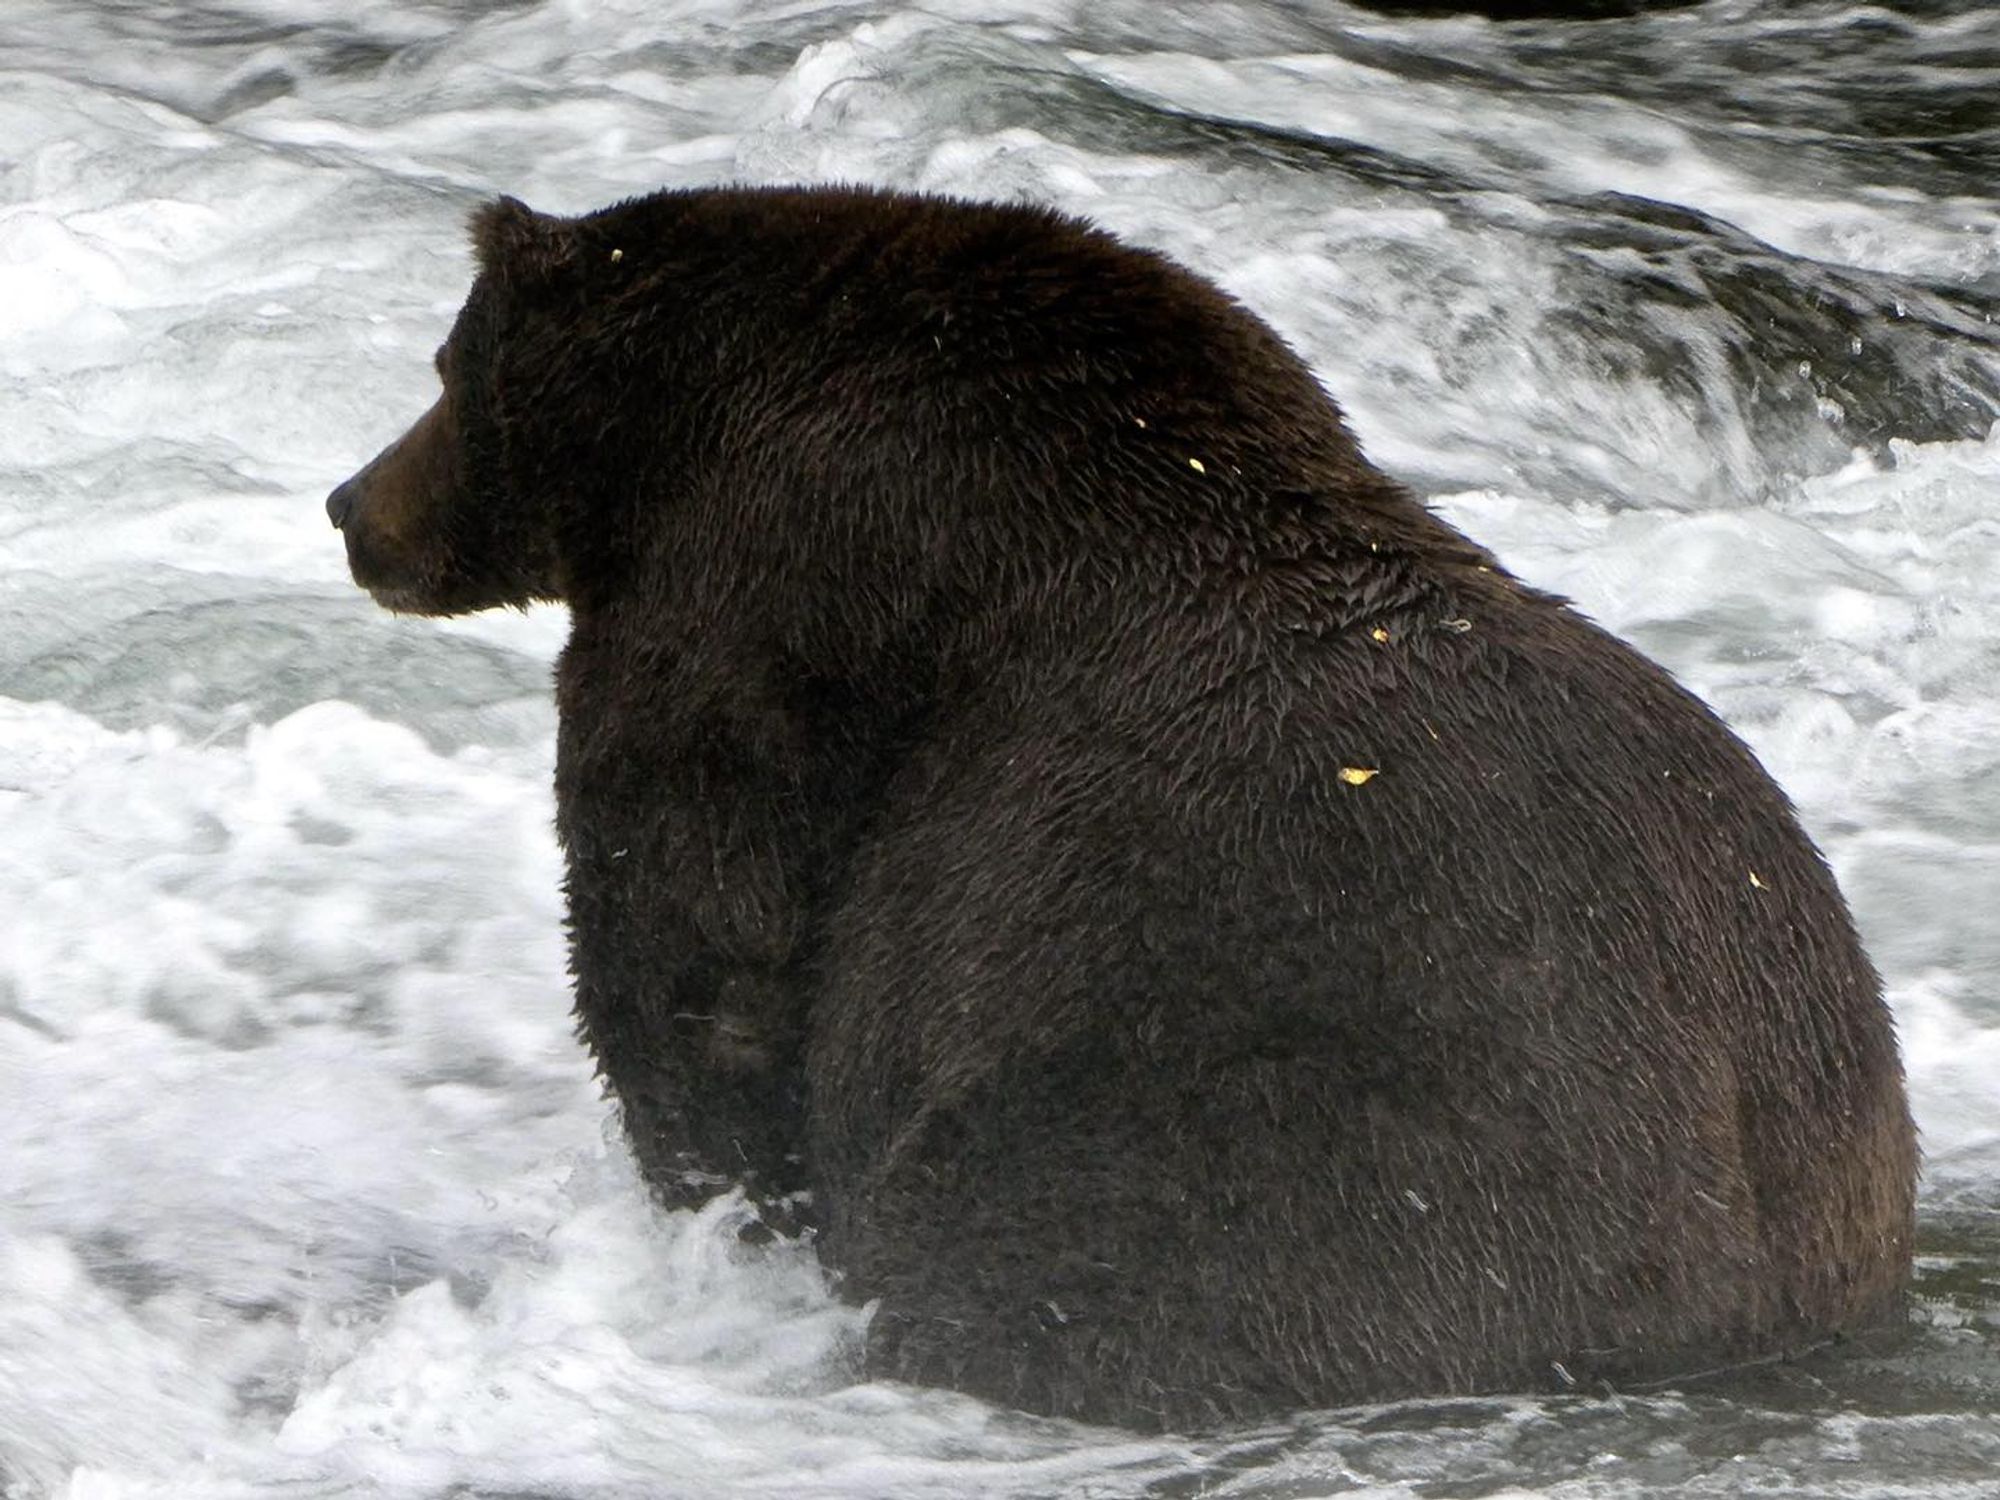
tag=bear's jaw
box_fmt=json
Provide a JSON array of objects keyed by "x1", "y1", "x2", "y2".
[
  {"x1": 359, "y1": 581, "x2": 449, "y2": 616},
  {"x1": 337, "y1": 520, "x2": 443, "y2": 613},
  {"x1": 354, "y1": 569, "x2": 542, "y2": 618}
]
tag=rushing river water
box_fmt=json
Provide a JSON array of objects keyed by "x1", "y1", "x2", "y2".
[{"x1": 2, "y1": 2, "x2": 1997, "y2": 1495}]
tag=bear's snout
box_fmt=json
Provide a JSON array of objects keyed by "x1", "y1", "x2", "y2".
[
  {"x1": 326, "y1": 475, "x2": 362, "y2": 530},
  {"x1": 327, "y1": 393, "x2": 539, "y2": 615}
]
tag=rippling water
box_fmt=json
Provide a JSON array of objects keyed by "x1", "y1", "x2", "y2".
[{"x1": 3, "y1": 2, "x2": 1996, "y2": 1496}]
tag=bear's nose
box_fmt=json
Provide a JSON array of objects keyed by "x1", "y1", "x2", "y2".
[{"x1": 326, "y1": 477, "x2": 361, "y2": 531}]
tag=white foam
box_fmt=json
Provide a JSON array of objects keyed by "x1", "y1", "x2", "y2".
[{"x1": 1069, "y1": 24, "x2": 2000, "y2": 288}]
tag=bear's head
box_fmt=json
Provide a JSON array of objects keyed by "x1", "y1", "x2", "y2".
[{"x1": 326, "y1": 197, "x2": 583, "y2": 615}]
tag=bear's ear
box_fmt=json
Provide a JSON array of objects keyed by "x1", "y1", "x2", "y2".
[{"x1": 470, "y1": 196, "x2": 578, "y2": 286}]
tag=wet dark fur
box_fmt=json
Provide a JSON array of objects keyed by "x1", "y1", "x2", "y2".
[{"x1": 328, "y1": 184, "x2": 1916, "y2": 1431}]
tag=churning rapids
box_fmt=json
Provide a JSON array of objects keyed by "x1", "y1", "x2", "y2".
[{"x1": 2, "y1": 1, "x2": 1996, "y2": 1496}]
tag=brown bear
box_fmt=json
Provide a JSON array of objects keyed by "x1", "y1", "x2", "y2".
[{"x1": 326, "y1": 185, "x2": 1916, "y2": 1432}]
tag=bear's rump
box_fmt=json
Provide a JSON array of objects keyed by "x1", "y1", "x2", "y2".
[{"x1": 802, "y1": 727, "x2": 1814, "y2": 1401}]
